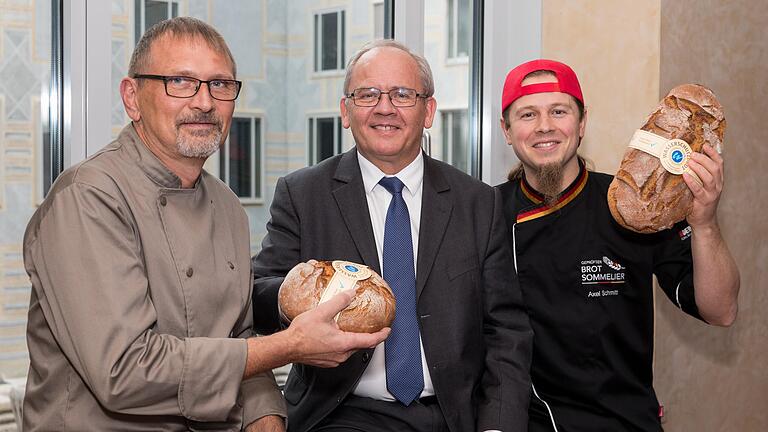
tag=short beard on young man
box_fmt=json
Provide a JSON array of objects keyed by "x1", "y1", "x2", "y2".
[{"x1": 534, "y1": 162, "x2": 564, "y2": 207}]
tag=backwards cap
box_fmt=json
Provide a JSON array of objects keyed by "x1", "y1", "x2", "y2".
[{"x1": 501, "y1": 59, "x2": 584, "y2": 112}]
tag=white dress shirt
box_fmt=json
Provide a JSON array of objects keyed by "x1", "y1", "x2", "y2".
[{"x1": 352, "y1": 151, "x2": 435, "y2": 401}]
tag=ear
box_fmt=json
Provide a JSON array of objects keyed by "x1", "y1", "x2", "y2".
[
  {"x1": 120, "y1": 77, "x2": 142, "y2": 122},
  {"x1": 579, "y1": 107, "x2": 588, "y2": 139},
  {"x1": 499, "y1": 116, "x2": 514, "y2": 145},
  {"x1": 423, "y1": 97, "x2": 437, "y2": 129},
  {"x1": 340, "y1": 97, "x2": 351, "y2": 129}
]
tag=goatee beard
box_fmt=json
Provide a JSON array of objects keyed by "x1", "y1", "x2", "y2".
[
  {"x1": 534, "y1": 162, "x2": 564, "y2": 207},
  {"x1": 176, "y1": 131, "x2": 222, "y2": 158},
  {"x1": 175, "y1": 113, "x2": 224, "y2": 158}
]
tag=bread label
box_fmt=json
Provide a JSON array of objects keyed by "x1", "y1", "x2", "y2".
[
  {"x1": 659, "y1": 139, "x2": 692, "y2": 175},
  {"x1": 317, "y1": 261, "x2": 373, "y2": 321},
  {"x1": 628, "y1": 130, "x2": 701, "y2": 183}
]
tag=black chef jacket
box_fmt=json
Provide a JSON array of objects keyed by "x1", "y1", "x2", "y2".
[{"x1": 498, "y1": 164, "x2": 702, "y2": 432}]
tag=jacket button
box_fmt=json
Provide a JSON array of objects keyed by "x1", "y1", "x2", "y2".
[
  {"x1": 159, "y1": 196, "x2": 167, "y2": 206},
  {"x1": 228, "y1": 261, "x2": 235, "y2": 270},
  {"x1": 362, "y1": 352, "x2": 370, "y2": 363},
  {"x1": 186, "y1": 267, "x2": 194, "y2": 277}
]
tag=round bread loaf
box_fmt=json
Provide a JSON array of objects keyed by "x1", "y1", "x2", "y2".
[
  {"x1": 278, "y1": 260, "x2": 395, "y2": 333},
  {"x1": 607, "y1": 84, "x2": 726, "y2": 233}
]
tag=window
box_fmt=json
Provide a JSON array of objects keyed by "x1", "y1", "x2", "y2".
[
  {"x1": 441, "y1": 110, "x2": 469, "y2": 172},
  {"x1": 373, "y1": 2, "x2": 385, "y2": 39},
  {"x1": 220, "y1": 116, "x2": 262, "y2": 201},
  {"x1": 314, "y1": 9, "x2": 345, "y2": 72},
  {"x1": 426, "y1": 0, "x2": 474, "y2": 174},
  {"x1": 447, "y1": 0, "x2": 470, "y2": 59},
  {"x1": 135, "y1": 0, "x2": 179, "y2": 43},
  {"x1": 308, "y1": 116, "x2": 343, "y2": 164},
  {"x1": 0, "y1": 0, "x2": 56, "y2": 380}
]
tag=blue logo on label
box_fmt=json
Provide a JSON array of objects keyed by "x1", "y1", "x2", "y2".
[
  {"x1": 345, "y1": 265, "x2": 359, "y2": 272},
  {"x1": 671, "y1": 150, "x2": 684, "y2": 163}
]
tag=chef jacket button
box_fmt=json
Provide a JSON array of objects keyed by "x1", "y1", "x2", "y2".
[
  {"x1": 159, "y1": 196, "x2": 167, "y2": 206},
  {"x1": 228, "y1": 261, "x2": 235, "y2": 270},
  {"x1": 186, "y1": 267, "x2": 194, "y2": 277}
]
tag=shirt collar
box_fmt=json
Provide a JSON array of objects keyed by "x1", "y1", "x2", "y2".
[
  {"x1": 120, "y1": 123, "x2": 186, "y2": 189},
  {"x1": 515, "y1": 161, "x2": 589, "y2": 224},
  {"x1": 521, "y1": 159, "x2": 587, "y2": 205},
  {"x1": 358, "y1": 150, "x2": 424, "y2": 197}
]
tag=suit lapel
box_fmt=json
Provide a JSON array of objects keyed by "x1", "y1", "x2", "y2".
[
  {"x1": 331, "y1": 149, "x2": 381, "y2": 275},
  {"x1": 416, "y1": 156, "x2": 452, "y2": 300}
]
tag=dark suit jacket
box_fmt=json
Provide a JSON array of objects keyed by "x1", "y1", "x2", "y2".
[{"x1": 252, "y1": 149, "x2": 532, "y2": 432}]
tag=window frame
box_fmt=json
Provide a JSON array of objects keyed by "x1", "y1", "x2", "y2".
[
  {"x1": 307, "y1": 114, "x2": 343, "y2": 165},
  {"x1": 440, "y1": 108, "x2": 470, "y2": 171},
  {"x1": 312, "y1": 7, "x2": 346, "y2": 74},
  {"x1": 220, "y1": 114, "x2": 265, "y2": 205},
  {"x1": 373, "y1": 1, "x2": 386, "y2": 40},
  {"x1": 135, "y1": 0, "x2": 179, "y2": 44},
  {"x1": 446, "y1": 0, "x2": 470, "y2": 61}
]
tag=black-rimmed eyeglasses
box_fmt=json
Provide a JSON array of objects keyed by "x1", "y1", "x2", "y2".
[
  {"x1": 345, "y1": 87, "x2": 429, "y2": 107},
  {"x1": 133, "y1": 74, "x2": 242, "y2": 101}
]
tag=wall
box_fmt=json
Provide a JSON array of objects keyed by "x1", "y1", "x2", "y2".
[
  {"x1": 655, "y1": 1, "x2": 768, "y2": 430},
  {"x1": 542, "y1": 0, "x2": 661, "y2": 172}
]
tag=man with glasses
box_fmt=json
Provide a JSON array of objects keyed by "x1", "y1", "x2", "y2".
[
  {"x1": 22, "y1": 17, "x2": 387, "y2": 431},
  {"x1": 252, "y1": 39, "x2": 533, "y2": 432}
]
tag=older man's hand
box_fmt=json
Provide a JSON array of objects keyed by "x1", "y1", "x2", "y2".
[
  {"x1": 245, "y1": 414, "x2": 285, "y2": 432},
  {"x1": 243, "y1": 290, "x2": 390, "y2": 378},
  {"x1": 284, "y1": 289, "x2": 391, "y2": 368}
]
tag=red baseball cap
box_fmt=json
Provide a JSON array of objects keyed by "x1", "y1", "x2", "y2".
[{"x1": 501, "y1": 59, "x2": 584, "y2": 112}]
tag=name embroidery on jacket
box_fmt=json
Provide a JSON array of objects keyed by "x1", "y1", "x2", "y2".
[{"x1": 581, "y1": 256, "x2": 626, "y2": 298}]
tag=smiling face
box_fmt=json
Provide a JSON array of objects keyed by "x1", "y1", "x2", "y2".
[
  {"x1": 340, "y1": 46, "x2": 436, "y2": 174},
  {"x1": 500, "y1": 73, "x2": 586, "y2": 192},
  {"x1": 123, "y1": 34, "x2": 235, "y2": 162}
]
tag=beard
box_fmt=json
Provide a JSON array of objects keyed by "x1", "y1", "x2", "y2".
[
  {"x1": 175, "y1": 113, "x2": 224, "y2": 159},
  {"x1": 533, "y1": 162, "x2": 564, "y2": 207}
]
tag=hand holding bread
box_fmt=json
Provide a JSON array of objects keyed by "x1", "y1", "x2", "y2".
[
  {"x1": 681, "y1": 143, "x2": 725, "y2": 230},
  {"x1": 608, "y1": 84, "x2": 726, "y2": 233},
  {"x1": 278, "y1": 259, "x2": 396, "y2": 333}
]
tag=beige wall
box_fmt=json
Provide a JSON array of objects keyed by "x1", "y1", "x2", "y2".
[
  {"x1": 542, "y1": 0, "x2": 661, "y2": 173},
  {"x1": 655, "y1": 1, "x2": 768, "y2": 430},
  {"x1": 542, "y1": 0, "x2": 766, "y2": 430}
]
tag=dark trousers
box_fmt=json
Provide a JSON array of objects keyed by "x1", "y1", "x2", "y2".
[{"x1": 311, "y1": 395, "x2": 450, "y2": 432}]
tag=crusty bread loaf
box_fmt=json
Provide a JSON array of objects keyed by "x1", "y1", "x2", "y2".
[
  {"x1": 278, "y1": 260, "x2": 395, "y2": 333},
  {"x1": 607, "y1": 84, "x2": 726, "y2": 233}
]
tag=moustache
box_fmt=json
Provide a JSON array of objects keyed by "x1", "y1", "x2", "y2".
[{"x1": 175, "y1": 114, "x2": 223, "y2": 130}]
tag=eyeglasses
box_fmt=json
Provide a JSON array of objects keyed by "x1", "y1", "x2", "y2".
[
  {"x1": 133, "y1": 74, "x2": 242, "y2": 101},
  {"x1": 345, "y1": 87, "x2": 429, "y2": 107}
]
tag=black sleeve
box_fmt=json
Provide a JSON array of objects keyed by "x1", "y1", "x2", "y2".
[
  {"x1": 653, "y1": 221, "x2": 703, "y2": 321},
  {"x1": 476, "y1": 188, "x2": 534, "y2": 430}
]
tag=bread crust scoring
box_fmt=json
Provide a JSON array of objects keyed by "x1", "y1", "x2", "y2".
[
  {"x1": 607, "y1": 84, "x2": 726, "y2": 233},
  {"x1": 278, "y1": 260, "x2": 396, "y2": 333}
]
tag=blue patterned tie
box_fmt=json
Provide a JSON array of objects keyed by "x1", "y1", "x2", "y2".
[{"x1": 379, "y1": 176, "x2": 424, "y2": 406}]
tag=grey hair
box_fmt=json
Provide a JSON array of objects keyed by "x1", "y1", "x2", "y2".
[
  {"x1": 343, "y1": 39, "x2": 434, "y2": 97},
  {"x1": 128, "y1": 16, "x2": 237, "y2": 77}
]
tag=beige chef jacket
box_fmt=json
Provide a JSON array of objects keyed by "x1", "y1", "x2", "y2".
[{"x1": 22, "y1": 124, "x2": 285, "y2": 431}]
